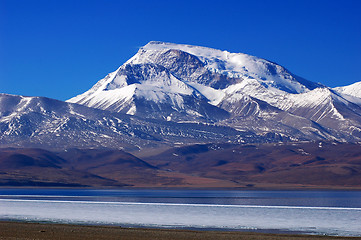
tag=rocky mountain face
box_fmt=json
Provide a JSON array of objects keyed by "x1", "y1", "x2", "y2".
[
  {"x1": 0, "y1": 93, "x2": 264, "y2": 150},
  {"x1": 67, "y1": 41, "x2": 361, "y2": 143},
  {"x1": 1, "y1": 41, "x2": 361, "y2": 150}
]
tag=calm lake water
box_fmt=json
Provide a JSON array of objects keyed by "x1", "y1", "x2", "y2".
[{"x1": 1, "y1": 188, "x2": 361, "y2": 236}]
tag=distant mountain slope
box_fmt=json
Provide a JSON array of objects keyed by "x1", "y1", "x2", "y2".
[
  {"x1": 0, "y1": 148, "x2": 122, "y2": 187},
  {"x1": 0, "y1": 93, "x2": 157, "y2": 150},
  {"x1": 218, "y1": 94, "x2": 334, "y2": 141},
  {"x1": 144, "y1": 142, "x2": 361, "y2": 188},
  {"x1": 0, "y1": 93, "x2": 263, "y2": 150},
  {"x1": 1, "y1": 143, "x2": 360, "y2": 189},
  {"x1": 334, "y1": 81, "x2": 361, "y2": 99}
]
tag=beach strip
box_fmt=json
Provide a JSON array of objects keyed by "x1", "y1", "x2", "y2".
[{"x1": 0, "y1": 221, "x2": 360, "y2": 240}]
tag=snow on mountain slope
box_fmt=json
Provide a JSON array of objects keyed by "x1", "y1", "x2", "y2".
[
  {"x1": 271, "y1": 88, "x2": 361, "y2": 140},
  {"x1": 0, "y1": 93, "x2": 156, "y2": 149},
  {"x1": 334, "y1": 81, "x2": 361, "y2": 97},
  {"x1": 69, "y1": 64, "x2": 193, "y2": 107},
  {"x1": 132, "y1": 42, "x2": 327, "y2": 110},
  {"x1": 132, "y1": 41, "x2": 319, "y2": 93},
  {"x1": 220, "y1": 77, "x2": 288, "y2": 107},
  {"x1": 218, "y1": 75, "x2": 361, "y2": 140},
  {"x1": 68, "y1": 41, "x2": 322, "y2": 122},
  {"x1": 68, "y1": 62, "x2": 229, "y2": 122},
  {"x1": 333, "y1": 81, "x2": 361, "y2": 105},
  {"x1": 218, "y1": 91, "x2": 336, "y2": 141},
  {"x1": 66, "y1": 41, "x2": 361, "y2": 142},
  {"x1": 1, "y1": 93, "x2": 258, "y2": 150},
  {"x1": 276, "y1": 88, "x2": 361, "y2": 122}
]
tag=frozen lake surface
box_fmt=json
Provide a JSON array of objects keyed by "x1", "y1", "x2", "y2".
[{"x1": 1, "y1": 189, "x2": 361, "y2": 236}]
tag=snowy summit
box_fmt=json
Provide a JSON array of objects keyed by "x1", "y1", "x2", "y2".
[
  {"x1": 65, "y1": 41, "x2": 361, "y2": 143},
  {"x1": 68, "y1": 41, "x2": 319, "y2": 118}
]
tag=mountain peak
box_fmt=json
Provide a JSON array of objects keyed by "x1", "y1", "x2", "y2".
[
  {"x1": 69, "y1": 42, "x2": 323, "y2": 119},
  {"x1": 142, "y1": 41, "x2": 220, "y2": 52},
  {"x1": 334, "y1": 81, "x2": 361, "y2": 99},
  {"x1": 4, "y1": 42, "x2": 361, "y2": 147},
  {"x1": 64, "y1": 42, "x2": 361, "y2": 142},
  {"x1": 134, "y1": 41, "x2": 313, "y2": 94}
]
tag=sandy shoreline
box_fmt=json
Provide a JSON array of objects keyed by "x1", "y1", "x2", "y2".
[{"x1": 0, "y1": 221, "x2": 360, "y2": 240}]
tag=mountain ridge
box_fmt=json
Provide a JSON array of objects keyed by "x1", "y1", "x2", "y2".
[
  {"x1": 2, "y1": 41, "x2": 361, "y2": 148},
  {"x1": 1, "y1": 93, "x2": 266, "y2": 150},
  {"x1": 66, "y1": 41, "x2": 361, "y2": 143}
]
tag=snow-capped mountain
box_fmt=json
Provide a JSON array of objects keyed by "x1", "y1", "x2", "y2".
[
  {"x1": 334, "y1": 81, "x2": 361, "y2": 99},
  {"x1": 69, "y1": 62, "x2": 229, "y2": 123},
  {"x1": 129, "y1": 41, "x2": 322, "y2": 91},
  {"x1": 67, "y1": 41, "x2": 361, "y2": 142},
  {"x1": 2, "y1": 41, "x2": 361, "y2": 148},
  {"x1": 68, "y1": 42, "x2": 323, "y2": 122},
  {"x1": 0, "y1": 93, "x2": 264, "y2": 150}
]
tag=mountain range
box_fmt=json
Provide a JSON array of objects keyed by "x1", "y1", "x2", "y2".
[
  {"x1": 67, "y1": 41, "x2": 361, "y2": 143},
  {"x1": 1, "y1": 41, "x2": 361, "y2": 188},
  {"x1": 3, "y1": 41, "x2": 361, "y2": 150}
]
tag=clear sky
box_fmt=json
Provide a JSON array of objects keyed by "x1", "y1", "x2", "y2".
[{"x1": 1, "y1": 0, "x2": 360, "y2": 101}]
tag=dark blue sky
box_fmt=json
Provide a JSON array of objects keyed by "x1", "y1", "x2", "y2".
[{"x1": 1, "y1": 0, "x2": 360, "y2": 101}]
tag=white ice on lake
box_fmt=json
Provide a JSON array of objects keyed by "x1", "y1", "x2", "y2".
[{"x1": 1, "y1": 199, "x2": 361, "y2": 237}]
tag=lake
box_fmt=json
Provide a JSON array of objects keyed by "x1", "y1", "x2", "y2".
[{"x1": 0, "y1": 188, "x2": 361, "y2": 237}]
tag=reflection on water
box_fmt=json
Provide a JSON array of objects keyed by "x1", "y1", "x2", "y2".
[{"x1": 1, "y1": 188, "x2": 361, "y2": 207}]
